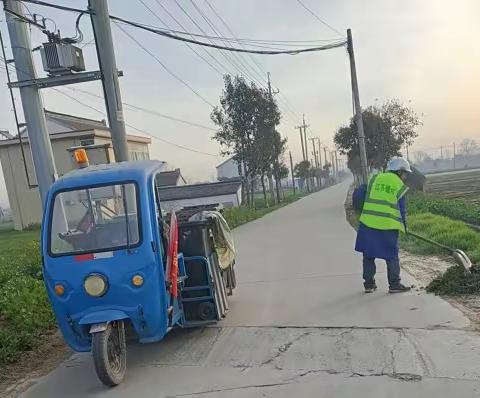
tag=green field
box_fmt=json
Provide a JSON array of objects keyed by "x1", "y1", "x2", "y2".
[
  {"x1": 0, "y1": 222, "x2": 14, "y2": 233},
  {"x1": 0, "y1": 227, "x2": 56, "y2": 365},
  {"x1": 425, "y1": 169, "x2": 480, "y2": 203}
]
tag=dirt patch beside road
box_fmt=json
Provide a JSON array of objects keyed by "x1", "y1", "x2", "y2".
[{"x1": 0, "y1": 330, "x2": 71, "y2": 398}]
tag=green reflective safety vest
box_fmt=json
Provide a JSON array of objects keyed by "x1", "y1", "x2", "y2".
[{"x1": 359, "y1": 172, "x2": 409, "y2": 232}]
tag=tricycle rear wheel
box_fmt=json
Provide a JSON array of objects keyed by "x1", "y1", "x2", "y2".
[{"x1": 92, "y1": 321, "x2": 126, "y2": 386}]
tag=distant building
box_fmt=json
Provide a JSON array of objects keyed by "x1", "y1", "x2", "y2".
[
  {"x1": 155, "y1": 168, "x2": 187, "y2": 187},
  {"x1": 0, "y1": 110, "x2": 152, "y2": 230},
  {"x1": 157, "y1": 179, "x2": 243, "y2": 213},
  {"x1": 216, "y1": 157, "x2": 244, "y2": 180}
]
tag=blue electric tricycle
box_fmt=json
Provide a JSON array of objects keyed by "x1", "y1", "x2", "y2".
[{"x1": 41, "y1": 159, "x2": 236, "y2": 386}]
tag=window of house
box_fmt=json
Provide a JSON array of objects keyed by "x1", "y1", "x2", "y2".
[{"x1": 80, "y1": 139, "x2": 95, "y2": 146}]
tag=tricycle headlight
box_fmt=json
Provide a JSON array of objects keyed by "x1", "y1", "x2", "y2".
[{"x1": 84, "y1": 274, "x2": 108, "y2": 297}]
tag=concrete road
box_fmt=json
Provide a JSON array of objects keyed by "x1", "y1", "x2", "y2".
[{"x1": 23, "y1": 182, "x2": 480, "y2": 397}]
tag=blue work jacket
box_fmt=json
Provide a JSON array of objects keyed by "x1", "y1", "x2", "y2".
[{"x1": 353, "y1": 183, "x2": 407, "y2": 260}]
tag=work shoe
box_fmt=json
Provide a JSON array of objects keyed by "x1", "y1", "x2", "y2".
[
  {"x1": 389, "y1": 283, "x2": 411, "y2": 293},
  {"x1": 364, "y1": 283, "x2": 377, "y2": 293}
]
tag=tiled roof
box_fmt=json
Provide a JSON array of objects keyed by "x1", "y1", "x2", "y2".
[
  {"x1": 156, "y1": 169, "x2": 185, "y2": 187},
  {"x1": 157, "y1": 179, "x2": 242, "y2": 201}
]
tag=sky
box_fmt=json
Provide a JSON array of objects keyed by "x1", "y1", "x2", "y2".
[{"x1": 1, "y1": 0, "x2": 480, "y2": 207}]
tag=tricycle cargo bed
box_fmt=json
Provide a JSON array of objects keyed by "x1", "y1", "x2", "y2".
[{"x1": 177, "y1": 220, "x2": 236, "y2": 324}]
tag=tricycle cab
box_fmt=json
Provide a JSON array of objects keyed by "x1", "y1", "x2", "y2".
[{"x1": 41, "y1": 161, "x2": 171, "y2": 352}]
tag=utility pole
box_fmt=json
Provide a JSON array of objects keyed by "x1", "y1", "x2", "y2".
[
  {"x1": 324, "y1": 146, "x2": 329, "y2": 181},
  {"x1": 347, "y1": 29, "x2": 369, "y2": 183},
  {"x1": 440, "y1": 145, "x2": 443, "y2": 160},
  {"x1": 296, "y1": 126, "x2": 306, "y2": 161},
  {"x1": 330, "y1": 151, "x2": 335, "y2": 177},
  {"x1": 309, "y1": 137, "x2": 320, "y2": 188},
  {"x1": 302, "y1": 114, "x2": 310, "y2": 165},
  {"x1": 289, "y1": 151, "x2": 296, "y2": 194},
  {"x1": 267, "y1": 72, "x2": 281, "y2": 204},
  {"x1": 335, "y1": 151, "x2": 339, "y2": 177},
  {"x1": 453, "y1": 142, "x2": 456, "y2": 169},
  {"x1": 89, "y1": 0, "x2": 129, "y2": 162},
  {"x1": 4, "y1": 0, "x2": 57, "y2": 206},
  {"x1": 317, "y1": 138, "x2": 323, "y2": 169},
  {"x1": 295, "y1": 125, "x2": 310, "y2": 191},
  {"x1": 299, "y1": 115, "x2": 312, "y2": 189}
]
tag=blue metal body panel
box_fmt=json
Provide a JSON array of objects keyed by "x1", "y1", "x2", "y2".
[
  {"x1": 41, "y1": 161, "x2": 173, "y2": 351},
  {"x1": 41, "y1": 161, "x2": 224, "y2": 352}
]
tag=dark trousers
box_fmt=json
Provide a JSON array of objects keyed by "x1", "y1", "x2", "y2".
[{"x1": 363, "y1": 255, "x2": 401, "y2": 287}]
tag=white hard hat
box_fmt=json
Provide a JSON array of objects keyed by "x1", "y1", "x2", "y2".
[{"x1": 387, "y1": 157, "x2": 412, "y2": 173}]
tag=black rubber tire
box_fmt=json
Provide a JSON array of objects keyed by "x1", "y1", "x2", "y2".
[{"x1": 92, "y1": 321, "x2": 127, "y2": 387}]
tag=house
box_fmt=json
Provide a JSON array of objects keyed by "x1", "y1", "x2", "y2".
[
  {"x1": 155, "y1": 168, "x2": 187, "y2": 187},
  {"x1": 0, "y1": 110, "x2": 152, "y2": 230},
  {"x1": 216, "y1": 157, "x2": 244, "y2": 180},
  {"x1": 157, "y1": 179, "x2": 243, "y2": 213}
]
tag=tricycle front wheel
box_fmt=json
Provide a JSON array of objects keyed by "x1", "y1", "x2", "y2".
[{"x1": 92, "y1": 321, "x2": 127, "y2": 386}]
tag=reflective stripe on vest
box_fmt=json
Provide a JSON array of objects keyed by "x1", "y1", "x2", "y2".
[{"x1": 359, "y1": 172, "x2": 408, "y2": 231}]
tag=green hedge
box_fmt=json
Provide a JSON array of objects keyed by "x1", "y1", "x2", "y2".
[{"x1": 224, "y1": 191, "x2": 306, "y2": 229}]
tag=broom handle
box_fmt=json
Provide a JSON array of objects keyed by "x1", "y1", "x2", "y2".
[{"x1": 406, "y1": 231, "x2": 455, "y2": 253}]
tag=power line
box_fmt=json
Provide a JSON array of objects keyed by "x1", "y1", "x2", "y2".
[
  {"x1": 172, "y1": 0, "x2": 294, "y2": 129},
  {"x1": 200, "y1": 1, "x2": 302, "y2": 123},
  {"x1": 15, "y1": 0, "x2": 92, "y2": 14},
  {"x1": 203, "y1": 0, "x2": 266, "y2": 80},
  {"x1": 187, "y1": 0, "x2": 265, "y2": 85},
  {"x1": 65, "y1": 86, "x2": 217, "y2": 131},
  {"x1": 153, "y1": 0, "x2": 235, "y2": 77},
  {"x1": 124, "y1": 122, "x2": 219, "y2": 157},
  {"x1": 114, "y1": 22, "x2": 216, "y2": 108},
  {"x1": 110, "y1": 15, "x2": 347, "y2": 55},
  {"x1": 3, "y1": 6, "x2": 46, "y2": 30},
  {"x1": 16, "y1": 0, "x2": 340, "y2": 44},
  {"x1": 113, "y1": 21, "x2": 341, "y2": 48},
  {"x1": 9, "y1": 1, "x2": 347, "y2": 54},
  {"x1": 0, "y1": 57, "x2": 220, "y2": 156},
  {"x1": 295, "y1": 0, "x2": 344, "y2": 38},
  {"x1": 0, "y1": 54, "x2": 216, "y2": 131},
  {"x1": 137, "y1": 0, "x2": 224, "y2": 76},
  {"x1": 190, "y1": 1, "x2": 302, "y2": 125},
  {"x1": 171, "y1": 0, "x2": 250, "y2": 79},
  {"x1": 48, "y1": 88, "x2": 220, "y2": 157}
]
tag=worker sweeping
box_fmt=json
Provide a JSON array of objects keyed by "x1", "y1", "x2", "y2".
[{"x1": 353, "y1": 158, "x2": 412, "y2": 293}]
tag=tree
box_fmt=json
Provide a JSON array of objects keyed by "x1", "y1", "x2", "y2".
[
  {"x1": 271, "y1": 130, "x2": 288, "y2": 203},
  {"x1": 334, "y1": 99, "x2": 421, "y2": 176},
  {"x1": 294, "y1": 160, "x2": 313, "y2": 190},
  {"x1": 459, "y1": 139, "x2": 478, "y2": 156},
  {"x1": 211, "y1": 74, "x2": 283, "y2": 207}
]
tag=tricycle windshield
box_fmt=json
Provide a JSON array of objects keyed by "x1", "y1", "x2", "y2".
[{"x1": 49, "y1": 183, "x2": 141, "y2": 256}]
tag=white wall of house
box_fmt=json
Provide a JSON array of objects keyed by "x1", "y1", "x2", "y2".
[
  {"x1": 0, "y1": 133, "x2": 150, "y2": 230},
  {"x1": 217, "y1": 158, "x2": 243, "y2": 180},
  {"x1": 159, "y1": 189, "x2": 242, "y2": 213}
]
